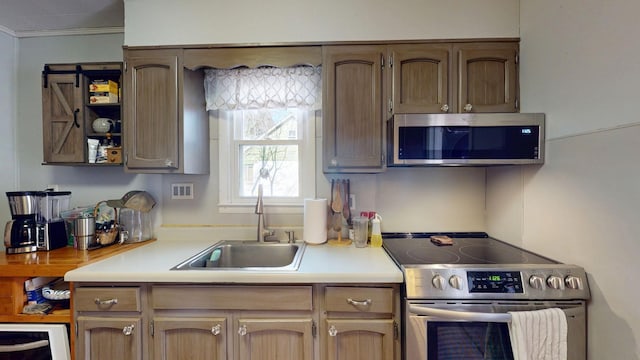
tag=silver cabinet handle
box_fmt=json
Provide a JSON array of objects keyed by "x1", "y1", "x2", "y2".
[
  {"x1": 347, "y1": 298, "x2": 372, "y2": 307},
  {"x1": 94, "y1": 298, "x2": 118, "y2": 306},
  {"x1": 464, "y1": 103, "x2": 473, "y2": 112},
  {"x1": 211, "y1": 324, "x2": 221, "y2": 336},
  {"x1": 440, "y1": 104, "x2": 449, "y2": 112},
  {"x1": 122, "y1": 324, "x2": 135, "y2": 336},
  {"x1": 164, "y1": 159, "x2": 174, "y2": 167},
  {"x1": 328, "y1": 325, "x2": 337, "y2": 337},
  {"x1": 238, "y1": 324, "x2": 247, "y2": 336}
]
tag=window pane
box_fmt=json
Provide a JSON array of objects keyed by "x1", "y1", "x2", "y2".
[
  {"x1": 239, "y1": 144, "x2": 299, "y2": 197},
  {"x1": 238, "y1": 109, "x2": 299, "y2": 141}
]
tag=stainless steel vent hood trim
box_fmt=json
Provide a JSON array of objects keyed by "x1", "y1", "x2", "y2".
[{"x1": 388, "y1": 113, "x2": 545, "y2": 166}]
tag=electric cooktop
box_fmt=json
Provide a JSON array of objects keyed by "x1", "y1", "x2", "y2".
[{"x1": 382, "y1": 232, "x2": 558, "y2": 266}]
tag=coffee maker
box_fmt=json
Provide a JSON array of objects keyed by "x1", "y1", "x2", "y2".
[
  {"x1": 4, "y1": 192, "x2": 41, "y2": 254},
  {"x1": 4, "y1": 191, "x2": 70, "y2": 254}
]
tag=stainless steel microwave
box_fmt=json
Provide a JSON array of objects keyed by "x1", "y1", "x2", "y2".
[{"x1": 388, "y1": 113, "x2": 545, "y2": 166}]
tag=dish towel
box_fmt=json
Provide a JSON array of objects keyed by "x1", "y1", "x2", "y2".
[{"x1": 508, "y1": 308, "x2": 568, "y2": 360}]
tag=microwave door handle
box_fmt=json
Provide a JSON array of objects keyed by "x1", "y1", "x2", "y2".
[
  {"x1": 408, "y1": 304, "x2": 512, "y2": 323},
  {"x1": 0, "y1": 339, "x2": 50, "y2": 353}
]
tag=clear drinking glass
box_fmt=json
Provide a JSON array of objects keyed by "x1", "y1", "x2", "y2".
[{"x1": 352, "y1": 217, "x2": 369, "y2": 248}]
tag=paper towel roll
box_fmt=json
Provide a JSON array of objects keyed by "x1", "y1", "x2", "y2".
[{"x1": 304, "y1": 198, "x2": 328, "y2": 245}]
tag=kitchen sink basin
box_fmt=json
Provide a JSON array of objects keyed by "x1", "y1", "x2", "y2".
[{"x1": 171, "y1": 241, "x2": 306, "y2": 271}]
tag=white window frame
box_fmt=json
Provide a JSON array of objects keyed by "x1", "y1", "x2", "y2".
[{"x1": 218, "y1": 109, "x2": 316, "y2": 213}]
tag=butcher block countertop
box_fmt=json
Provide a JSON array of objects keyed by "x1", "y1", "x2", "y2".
[{"x1": 0, "y1": 241, "x2": 154, "y2": 278}]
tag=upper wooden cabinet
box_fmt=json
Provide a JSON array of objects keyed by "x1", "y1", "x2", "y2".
[
  {"x1": 322, "y1": 40, "x2": 519, "y2": 173},
  {"x1": 322, "y1": 45, "x2": 386, "y2": 173},
  {"x1": 388, "y1": 44, "x2": 451, "y2": 115},
  {"x1": 123, "y1": 49, "x2": 209, "y2": 174},
  {"x1": 455, "y1": 42, "x2": 518, "y2": 113},
  {"x1": 42, "y1": 62, "x2": 123, "y2": 165},
  {"x1": 387, "y1": 41, "x2": 519, "y2": 115}
]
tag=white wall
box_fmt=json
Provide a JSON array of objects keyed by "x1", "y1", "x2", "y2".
[
  {"x1": 124, "y1": 0, "x2": 507, "y2": 239},
  {"x1": 0, "y1": 32, "x2": 17, "y2": 223},
  {"x1": 124, "y1": 0, "x2": 519, "y2": 46},
  {"x1": 486, "y1": 1, "x2": 640, "y2": 359}
]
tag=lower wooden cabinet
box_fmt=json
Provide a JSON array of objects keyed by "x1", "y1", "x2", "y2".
[
  {"x1": 237, "y1": 318, "x2": 314, "y2": 360},
  {"x1": 77, "y1": 316, "x2": 143, "y2": 360},
  {"x1": 74, "y1": 283, "x2": 400, "y2": 360},
  {"x1": 325, "y1": 319, "x2": 395, "y2": 360},
  {"x1": 153, "y1": 317, "x2": 227, "y2": 360}
]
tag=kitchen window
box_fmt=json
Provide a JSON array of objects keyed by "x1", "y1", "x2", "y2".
[{"x1": 205, "y1": 66, "x2": 320, "y2": 211}]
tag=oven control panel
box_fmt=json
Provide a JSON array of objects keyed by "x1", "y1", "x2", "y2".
[
  {"x1": 467, "y1": 271, "x2": 523, "y2": 293},
  {"x1": 403, "y1": 266, "x2": 591, "y2": 300}
]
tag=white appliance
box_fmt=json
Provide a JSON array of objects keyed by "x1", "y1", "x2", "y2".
[{"x1": 0, "y1": 323, "x2": 70, "y2": 360}]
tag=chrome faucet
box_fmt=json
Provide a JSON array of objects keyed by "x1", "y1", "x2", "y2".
[{"x1": 255, "y1": 184, "x2": 275, "y2": 242}]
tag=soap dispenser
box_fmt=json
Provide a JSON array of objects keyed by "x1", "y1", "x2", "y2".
[{"x1": 370, "y1": 214, "x2": 383, "y2": 247}]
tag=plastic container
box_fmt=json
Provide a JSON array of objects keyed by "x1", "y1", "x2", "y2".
[
  {"x1": 119, "y1": 208, "x2": 153, "y2": 243},
  {"x1": 40, "y1": 191, "x2": 71, "y2": 222},
  {"x1": 370, "y1": 214, "x2": 383, "y2": 247}
]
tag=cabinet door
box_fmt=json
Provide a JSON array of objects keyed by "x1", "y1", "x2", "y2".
[
  {"x1": 237, "y1": 318, "x2": 314, "y2": 360},
  {"x1": 124, "y1": 50, "x2": 180, "y2": 170},
  {"x1": 153, "y1": 317, "x2": 227, "y2": 360},
  {"x1": 456, "y1": 42, "x2": 519, "y2": 113},
  {"x1": 42, "y1": 73, "x2": 85, "y2": 163},
  {"x1": 389, "y1": 44, "x2": 451, "y2": 114},
  {"x1": 325, "y1": 319, "x2": 394, "y2": 360},
  {"x1": 323, "y1": 45, "x2": 385, "y2": 173},
  {"x1": 76, "y1": 316, "x2": 142, "y2": 360}
]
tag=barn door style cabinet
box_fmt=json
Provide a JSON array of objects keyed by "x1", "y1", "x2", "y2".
[{"x1": 42, "y1": 62, "x2": 123, "y2": 165}]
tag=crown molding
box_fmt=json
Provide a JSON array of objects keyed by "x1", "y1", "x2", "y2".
[
  {"x1": 11, "y1": 26, "x2": 124, "y2": 38},
  {"x1": 0, "y1": 25, "x2": 17, "y2": 37}
]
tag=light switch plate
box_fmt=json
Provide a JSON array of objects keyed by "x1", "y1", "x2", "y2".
[{"x1": 171, "y1": 183, "x2": 194, "y2": 199}]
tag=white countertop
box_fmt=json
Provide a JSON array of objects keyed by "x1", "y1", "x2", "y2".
[{"x1": 64, "y1": 239, "x2": 404, "y2": 284}]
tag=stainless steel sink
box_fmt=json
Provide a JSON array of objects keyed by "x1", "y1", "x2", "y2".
[{"x1": 171, "y1": 241, "x2": 306, "y2": 271}]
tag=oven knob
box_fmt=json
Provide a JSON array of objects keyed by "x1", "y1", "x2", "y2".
[
  {"x1": 547, "y1": 275, "x2": 564, "y2": 290},
  {"x1": 448, "y1": 275, "x2": 463, "y2": 290},
  {"x1": 432, "y1": 275, "x2": 446, "y2": 290},
  {"x1": 565, "y1": 275, "x2": 583, "y2": 290},
  {"x1": 529, "y1": 275, "x2": 545, "y2": 290}
]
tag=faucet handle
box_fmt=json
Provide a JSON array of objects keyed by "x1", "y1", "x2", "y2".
[{"x1": 285, "y1": 230, "x2": 295, "y2": 244}]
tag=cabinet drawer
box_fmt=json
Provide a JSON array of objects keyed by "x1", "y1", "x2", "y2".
[
  {"x1": 153, "y1": 285, "x2": 313, "y2": 311},
  {"x1": 325, "y1": 287, "x2": 393, "y2": 314},
  {"x1": 75, "y1": 287, "x2": 141, "y2": 312}
]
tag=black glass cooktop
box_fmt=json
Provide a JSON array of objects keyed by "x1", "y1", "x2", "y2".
[{"x1": 382, "y1": 232, "x2": 558, "y2": 265}]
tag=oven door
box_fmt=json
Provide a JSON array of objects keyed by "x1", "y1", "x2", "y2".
[{"x1": 405, "y1": 300, "x2": 586, "y2": 360}]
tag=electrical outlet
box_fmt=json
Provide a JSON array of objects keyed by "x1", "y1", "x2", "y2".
[
  {"x1": 171, "y1": 183, "x2": 194, "y2": 199},
  {"x1": 349, "y1": 194, "x2": 356, "y2": 210}
]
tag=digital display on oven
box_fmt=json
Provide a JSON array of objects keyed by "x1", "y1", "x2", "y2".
[{"x1": 467, "y1": 271, "x2": 523, "y2": 293}]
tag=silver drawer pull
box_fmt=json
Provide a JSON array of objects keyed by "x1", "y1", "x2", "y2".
[
  {"x1": 94, "y1": 298, "x2": 118, "y2": 306},
  {"x1": 347, "y1": 298, "x2": 372, "y2": 307},
  {"x1": 122, "y1": 324, "x2": 135, "y2": 336}
]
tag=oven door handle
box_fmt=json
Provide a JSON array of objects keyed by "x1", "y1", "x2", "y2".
[
  {"x1": 0, "y1": 339, "x2": 50, "y2": 353},
  {"x1": 408, "y1": 304, "x2": 513, "y2": 323},
  {"x1": 409, "y1": 304, "x2": 582, "y2": 323}
]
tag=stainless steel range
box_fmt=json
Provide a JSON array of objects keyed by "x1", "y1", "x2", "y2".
[{"x1": 382, "y1": 232, "x2": 590, "y2": 360}]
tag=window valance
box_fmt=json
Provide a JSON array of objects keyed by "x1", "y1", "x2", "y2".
[{"x1": 204, "y1": 66, "x2": 322, "y2": 111}]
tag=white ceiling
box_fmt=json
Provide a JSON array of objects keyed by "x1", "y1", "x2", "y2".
[{"x1": 0, "y1": 0, "x2": 124, "y2": 37}]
